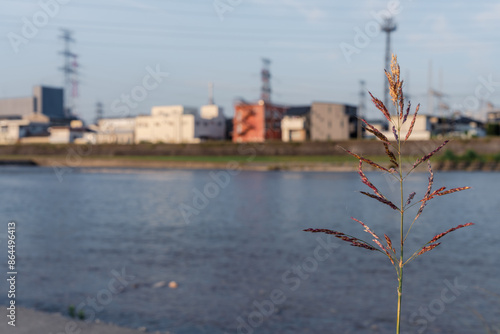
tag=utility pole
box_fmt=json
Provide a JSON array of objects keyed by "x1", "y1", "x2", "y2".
[{"x1": 381, "y1": 17, "x2": 397, "y2": 115}]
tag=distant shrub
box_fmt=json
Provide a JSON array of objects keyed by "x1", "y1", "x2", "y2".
[
  {"x1": 486, "y1": 123, "x2": 500, "y2": 136},
  {"x1": 440, "y1": 149, "x2": 458, "y2": 162},
  {"x1": 68, "y1": 305, "x2": 76, "y2": 318},
  {"x1": 460, "y1": 149, "x2": 483, "y2": 162},
  {"x1": 439, "y1": 149, "x2": 483, "y2": 162}
]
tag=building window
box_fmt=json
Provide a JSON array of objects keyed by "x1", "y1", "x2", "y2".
[{"x1": 1, "y1": 126, "x2": 8, "y2": 133}]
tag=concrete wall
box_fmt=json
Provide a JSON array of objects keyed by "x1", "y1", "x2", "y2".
[{"x1": 0, "y1": 138, "x2": 498, "y2": 156}]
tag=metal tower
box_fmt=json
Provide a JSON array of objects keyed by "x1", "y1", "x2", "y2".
[
  {"x1": 381, "y1": 17, "x2": 397, "y2": 114},
  {"x1": 261, "y1": 58, "x2": 271, "y2": 102},
  {"x1": 59, "y1": 29, "x2": 78, "y2": 117}
]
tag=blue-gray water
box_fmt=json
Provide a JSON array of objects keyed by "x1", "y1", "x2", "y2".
[{"x1": 0, "y1": 166, "x2": 498, "y2": 334}]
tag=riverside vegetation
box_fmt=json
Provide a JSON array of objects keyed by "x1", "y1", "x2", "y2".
[{"x1": 304, "y1": 55, "x2": 474, "y2": 334}]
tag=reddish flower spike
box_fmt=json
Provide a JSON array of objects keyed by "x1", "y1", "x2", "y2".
[
  {"x1": 413, "y1": 140, "x2": 449, "y2": 169},
  {"x1": 429, "y1": 223, "x2": 475, "y2": 244},
  {"x1": 417, "y1": 243, "x2": 441, "y2": 256},
  {"x1": 405, "y1": 104, "x2": 420, "y2": 141}
]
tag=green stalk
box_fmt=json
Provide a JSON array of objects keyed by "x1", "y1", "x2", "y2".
[{"x1": 396, "y1": 115, "x2": 404, "y2": 334}]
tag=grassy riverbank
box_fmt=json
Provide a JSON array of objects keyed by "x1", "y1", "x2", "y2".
[
  {"x1": 1, "y1": 153, "x2": 500, "y2": 171},
  {"x1": 0, "y1": 138, "x2": 498, "y2": 171}
]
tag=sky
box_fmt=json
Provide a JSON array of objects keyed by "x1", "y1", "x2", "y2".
[{"x1": 0, "y1": 0, "x2": 499, "y2": 124}]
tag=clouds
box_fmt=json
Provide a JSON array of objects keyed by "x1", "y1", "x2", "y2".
[{"x1": 475, "y1": 2, "x2": 500, "y2": 23}]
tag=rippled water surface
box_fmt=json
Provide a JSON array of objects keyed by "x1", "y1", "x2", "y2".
[{"x1": 0, "y1": 166, "x2": 498, "y2": 333}]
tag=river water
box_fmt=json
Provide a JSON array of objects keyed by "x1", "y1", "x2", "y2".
[{"x1": 0, "y1": 166, "x2": 498, "y2": 334}]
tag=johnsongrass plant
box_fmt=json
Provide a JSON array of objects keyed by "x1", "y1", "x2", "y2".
[{"x1": 304, "y1": 55, "x2": 474, "y2": 334}]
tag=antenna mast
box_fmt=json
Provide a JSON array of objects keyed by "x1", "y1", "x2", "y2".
[{"x1": 208, "y1": 82, "x2": 214, "y2": 105}]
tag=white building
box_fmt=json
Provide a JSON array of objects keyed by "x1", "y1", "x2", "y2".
[
  {"x1": 135, "y1": 105, "x2": 199, "y2": 144},
  {"x1": 49, "y1": 120, "x2": 95, "y2": 144},
  {"x1": 96, "y1": 117, "x2": 135, "y2": 144},
  {"x1": 281, "y1": 106, "x2": 310, "y2": 142},
  {"x1": 383, "y1": 115, "x2": 433, "y2": 140},
  {"x1": 0, "y1": 113, "x2": 50, "y2": 145},
  {"x1": 135, "y1": 104, "x2": 226, "y2": 144}
]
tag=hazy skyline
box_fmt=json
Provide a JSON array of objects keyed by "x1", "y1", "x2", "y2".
[{"x1": 1, "y1": 0, "x2": 499, "y2": 123}]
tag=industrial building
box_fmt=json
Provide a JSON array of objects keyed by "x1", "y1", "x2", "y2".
[
  {"x1": 197, "y1": 104, "x2": 226, "y2": 140},
  {"x1": 232, "y1": 100, "x2": 287, "y2": 143},
  {"x1": 310, "y1": 102, "x2": 358, "y2": 141},
  {"x1": 0, "y1": 85, "x2": 81, "y2": 144},
  {"x1": 0, "y1": 86, "x2": 68, "y2": 122}
]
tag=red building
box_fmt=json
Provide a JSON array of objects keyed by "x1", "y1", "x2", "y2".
[{"x1": 232, "y1": 100, "x2": 287, "y2": 142}]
